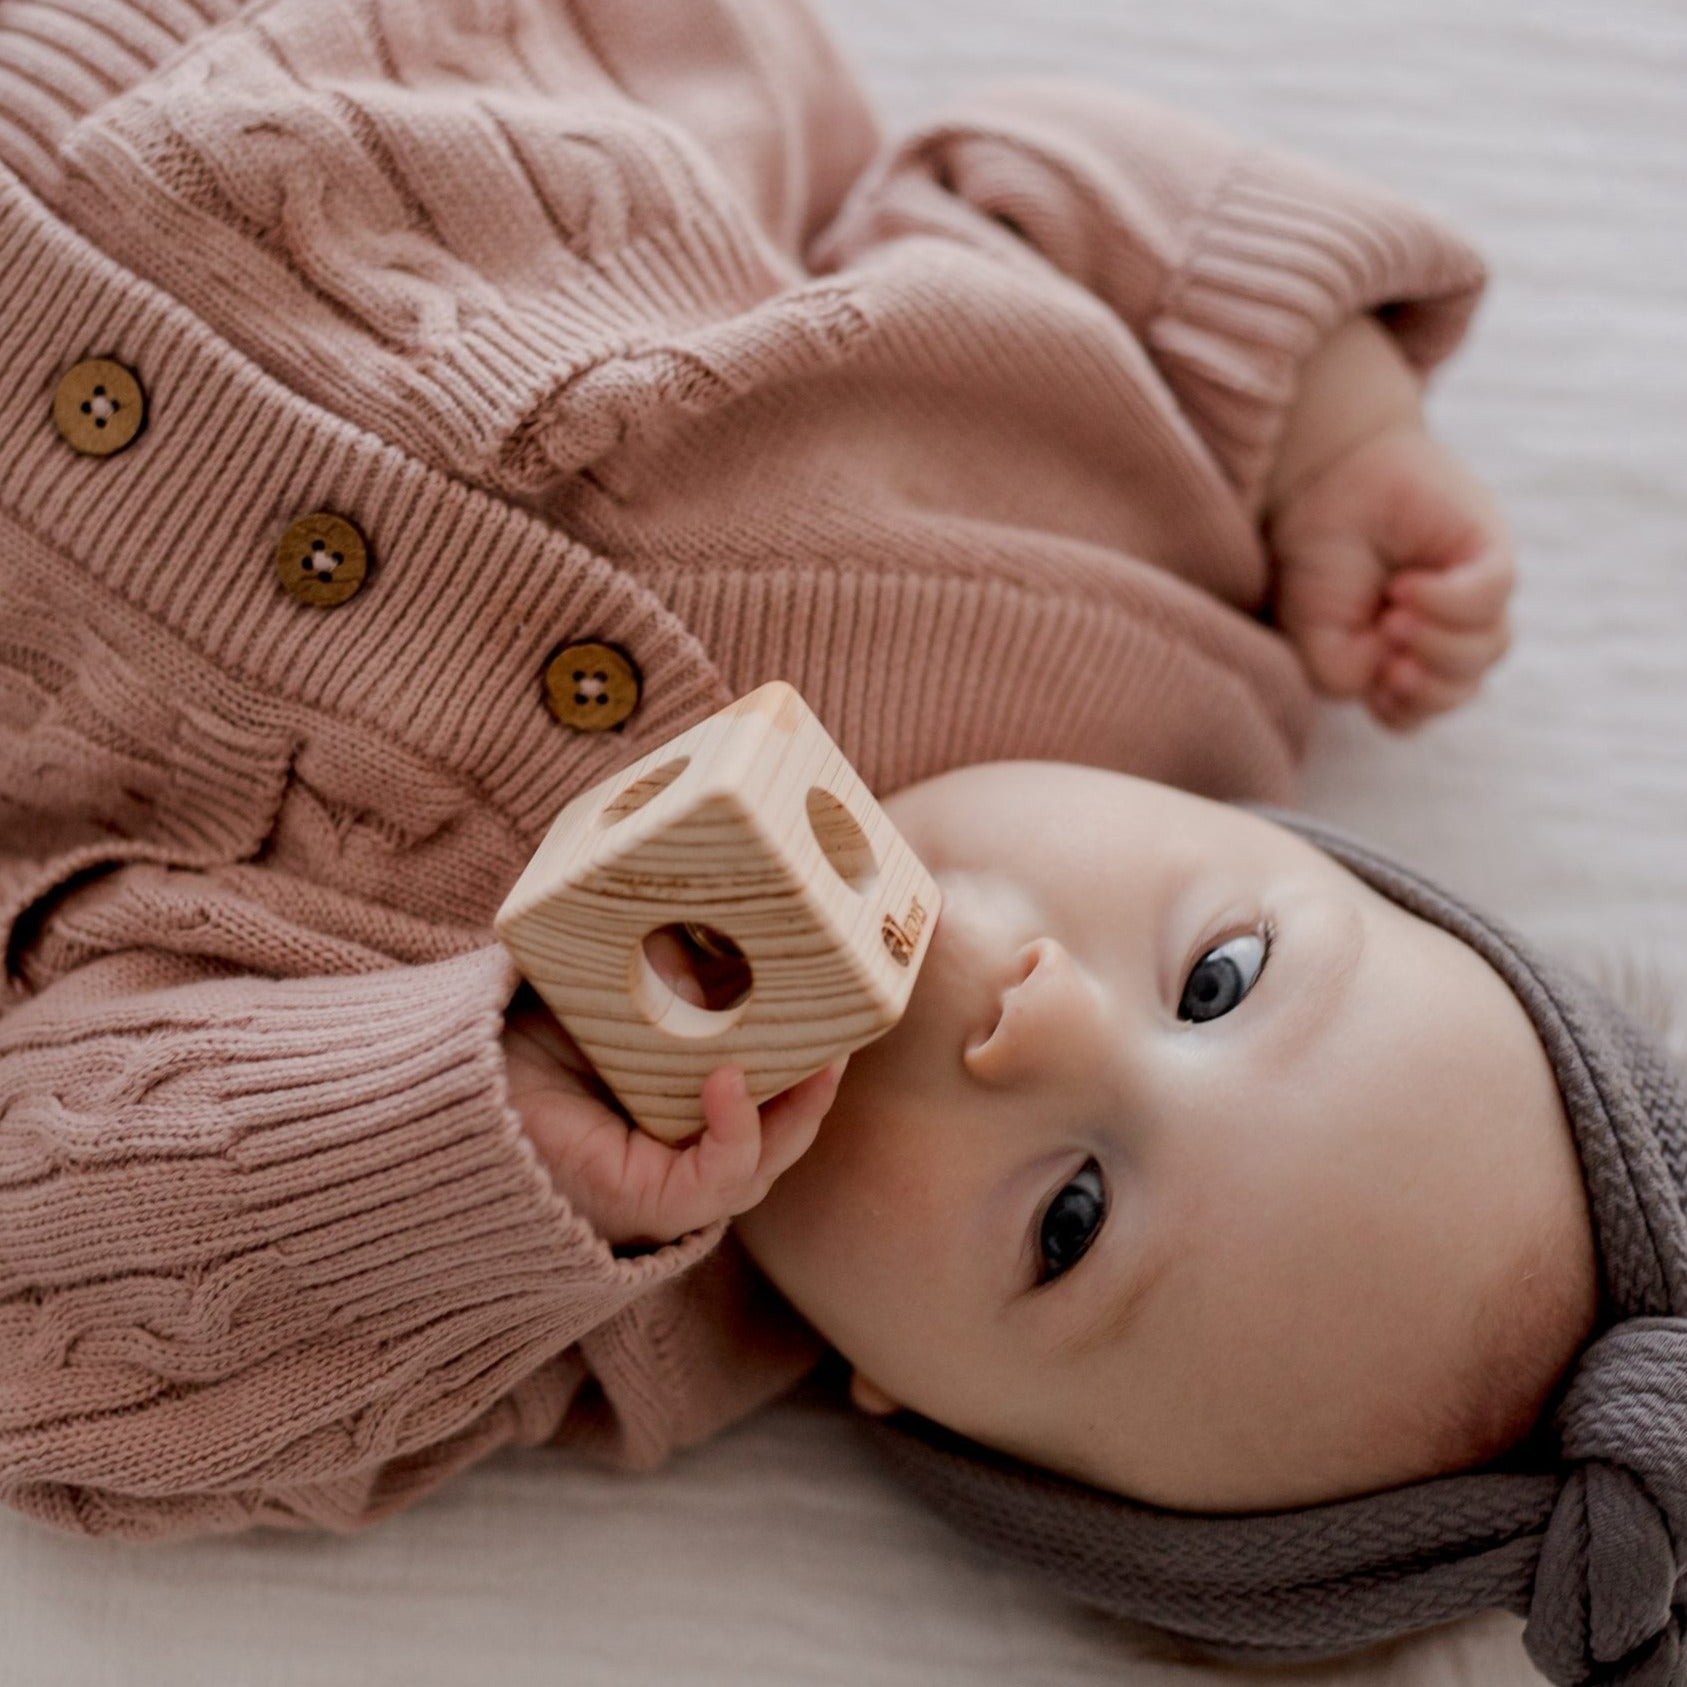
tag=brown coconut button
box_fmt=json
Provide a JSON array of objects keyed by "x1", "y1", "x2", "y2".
[
  {"x1": 52, "y1": 357, "x2": 147, "y2": 457},
  {"x1": 274, "y1": 511, "x2": 370, "y2": 608},
  {"x1": 543, "y1": 641, "x2": 641, "y2": 730}
]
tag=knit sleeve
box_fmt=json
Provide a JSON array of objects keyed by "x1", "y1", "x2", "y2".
[
  {"x1": 811, "y1": 78, "x2": 1489, "y2": 518},
  {"x1": 0, "y1": 864, "x2": 730, "y2": 1543},
  {"x1": 34, "y1": 0, "x2": 883, "y2": 499}
]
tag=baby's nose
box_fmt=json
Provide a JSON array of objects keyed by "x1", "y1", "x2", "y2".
[{"x1": 963, "y1": 935, "x2": 1093, "y2": 1084}]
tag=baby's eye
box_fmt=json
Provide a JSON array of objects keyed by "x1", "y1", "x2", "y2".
[
  {"x1": 1178, "y1": 921, "x2": 1276, "y2": 1023},
  {"x1": 1036, "y1": 1158, "x2": 1106, "y2": 1285}
]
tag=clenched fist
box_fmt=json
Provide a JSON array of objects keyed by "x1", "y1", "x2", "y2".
[{"x1": 1261, "y1": 315, "x2": 1517, "y2": 734}]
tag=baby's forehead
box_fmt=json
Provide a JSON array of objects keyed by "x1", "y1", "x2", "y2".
[{"x1": 1268, "y1": 835, "x2": 1563, "y2": 1065}]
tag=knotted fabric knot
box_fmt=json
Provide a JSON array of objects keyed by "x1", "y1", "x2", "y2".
[{"x1": 1525, "y1": 1317, "x2": 1687, "y2": 1687}]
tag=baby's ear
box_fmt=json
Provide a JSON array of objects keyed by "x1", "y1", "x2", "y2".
[{"x1": 847, "y1": 1370, "x2": 902, "y2": 1416}]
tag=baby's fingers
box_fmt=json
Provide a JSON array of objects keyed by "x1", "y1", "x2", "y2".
[
  {"x1": 748, "y1": 1060, "x2": 848, "y2": 1185},
  {"x1": 1379, "y1": 607, "x2": 1512, "y2": 683},
  {"x1": 684, "y1": 1065, "x2": 764, "y2": 1191},
  {"x1": 1372, "y1": 654, "x2": 1484, "y2": 718},
  {"x1": 685, "y1": 1060, "x2": 844, "y2": 1216},
  {"x1": 1387, "y1": 543, "x2": 1515, "y2": 631}
]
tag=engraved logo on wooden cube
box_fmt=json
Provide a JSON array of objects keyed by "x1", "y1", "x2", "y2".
[{"x1": 882, "y1": 894, "x2": 928, "y2": 965}]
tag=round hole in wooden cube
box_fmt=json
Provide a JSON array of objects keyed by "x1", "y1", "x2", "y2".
[
  {"x1": 600, "y1": 756, "x2": 689, "y2": 826},
  {"x1": 640, "y1": 921, "x2": 753, "y2": 1014},
  {"x1": 806, "y1": 787, "x2": 878, "y2": 895}
]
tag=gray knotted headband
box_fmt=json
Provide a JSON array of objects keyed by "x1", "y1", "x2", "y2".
[{"x1": 853, "y1": 803, "x2": 1687, "y2": 1687}]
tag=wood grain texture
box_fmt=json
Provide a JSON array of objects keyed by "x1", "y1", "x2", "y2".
[{"x1": 494, "y1": 679, "x2": 940, "y2": 1141}]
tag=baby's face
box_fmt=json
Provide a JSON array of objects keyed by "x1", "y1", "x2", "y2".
[{"x1": 732, "y1": 762, "x2": 1600, "y2": 1513}]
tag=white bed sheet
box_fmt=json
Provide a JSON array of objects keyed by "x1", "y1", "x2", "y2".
[{"x1": 4, "y1": 1, "x2": 1684, "y2": 1682}]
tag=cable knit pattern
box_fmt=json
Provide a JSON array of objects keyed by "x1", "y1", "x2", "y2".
[{"x1": 1, "y1": 0, "x2": 1487, "y2": 1541}]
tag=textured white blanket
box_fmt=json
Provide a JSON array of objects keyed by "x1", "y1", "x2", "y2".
[{"x1": 4, "y1": 1, "x2": 1683, "y2": 1682}]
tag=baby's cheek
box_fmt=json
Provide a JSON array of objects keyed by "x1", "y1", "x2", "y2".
[{"x1": 813, "y1": 1126, "x2": 960, "y2": 1299}]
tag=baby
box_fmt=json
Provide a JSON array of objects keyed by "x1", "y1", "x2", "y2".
[
  {"x1": 4, "y1": 0, "x2": 1682, "y2": 1678},
  {"x1": 511, "y1": 765, "x2": 1604, "y2": 1489},
  {"x1": 496, "y1": 283, "x2": 1683, "y2": 1683},
  {"x1": 502, "y1": 306, "x2": 1601, "y2": 1516}
]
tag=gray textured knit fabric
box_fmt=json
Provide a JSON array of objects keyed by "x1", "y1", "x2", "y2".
[{"x1": 854, "y1": 803, "x2": 1687, "y2": 1687}]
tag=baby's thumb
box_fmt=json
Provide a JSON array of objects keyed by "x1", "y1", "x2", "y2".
[{"x1": 1269, "y1": 538, "x2": 1390, "y2": 701}]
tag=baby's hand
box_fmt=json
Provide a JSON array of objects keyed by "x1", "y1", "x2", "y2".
[
  {"x1": 500, "y1": 942, "x2": 846, "y2": 1253},
  {"x1": 1263, "y1": 418, "x2": 1516, "y2": 732}
]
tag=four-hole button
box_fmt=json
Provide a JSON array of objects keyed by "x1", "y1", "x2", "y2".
[
  {"x1": 274, "y1": 511, "x2": 370, "y2": 607},
  {"x1": 52, "y1": 357, "x2": 147, "y2": 457},
  {"x1": 543, "y1": 641, "x2": 642, "y2": 731}
]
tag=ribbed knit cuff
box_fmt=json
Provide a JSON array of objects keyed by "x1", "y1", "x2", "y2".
[
  {"x1": 561, "y1": 1226, "x2": 829, "y2": 1473},
  {"x1": 1145, "y1": 149, "x2": 1488, "y2": 516}
]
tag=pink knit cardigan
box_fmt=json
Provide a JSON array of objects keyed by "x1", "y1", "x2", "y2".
[{"x1": 0, "y1": 0, "x2": 1485, "y2": 1541}]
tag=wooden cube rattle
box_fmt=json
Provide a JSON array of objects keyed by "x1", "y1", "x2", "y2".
[{"x1": 492, "y1": 680, "x2": 943, "y2": 1144}]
